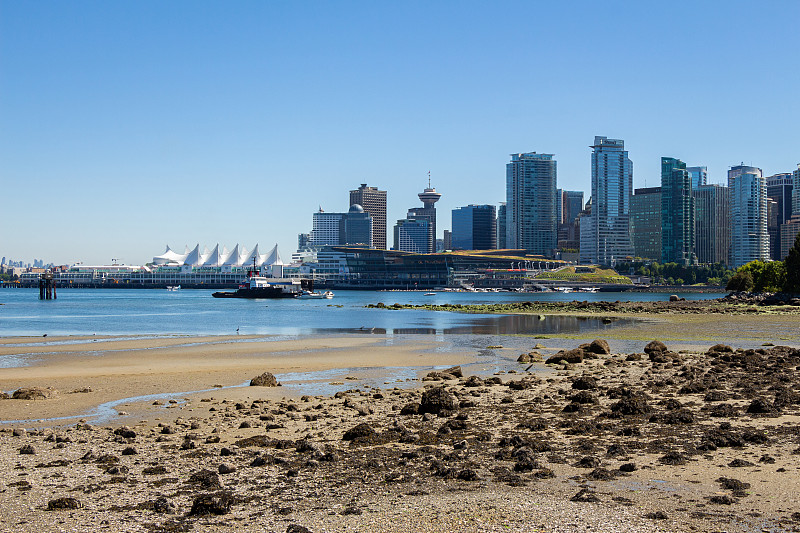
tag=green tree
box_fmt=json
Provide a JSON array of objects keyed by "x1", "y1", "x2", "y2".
[
  {"x1": 784, "y1": 232, "x2": 800, "y2": 294},
  {"x1": 726, "y1": 270, "x2": 754, "y2": 292}
]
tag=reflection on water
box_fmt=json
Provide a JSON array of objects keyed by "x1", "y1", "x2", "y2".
[{"x1": 309, "y1": 314, "x2": 634, "y2": 336}]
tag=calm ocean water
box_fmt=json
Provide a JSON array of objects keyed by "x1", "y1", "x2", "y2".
[{"x1": 0, "y1": 288, "x2": 722, "y2": 337}]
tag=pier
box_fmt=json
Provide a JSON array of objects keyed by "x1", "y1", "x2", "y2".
[{"x1": 38, "y1": 272, "x2": 57, "y2": 300}]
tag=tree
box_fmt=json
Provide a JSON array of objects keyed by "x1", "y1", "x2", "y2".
[
  {"x1": 726, "y1": 270, "x2": 754, "y2": 292},
  {"x1": 784, "y1": 232, "x2": 800, "y2": 294}
]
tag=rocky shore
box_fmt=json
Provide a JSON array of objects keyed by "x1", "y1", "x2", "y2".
[
  {"x1": 367, "y1": 293, "x2": 800, "y2": 316},
  {"x1": 3, "y1": 339, "x2": 800, "y2": 532}
]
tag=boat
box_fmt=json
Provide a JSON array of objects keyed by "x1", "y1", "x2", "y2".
[
  {"x1": 297, "y1": 290, "x2": 334, "y2": 299},
  {"x1": 424, "y1": 292, "x2": 436, "y2": 296},
  {"x1": 166, "y1": 285, "x2": 181, "y2": 291},
  {"x1": 212, "y1": 258, "x2": 312, "y2": 299}
]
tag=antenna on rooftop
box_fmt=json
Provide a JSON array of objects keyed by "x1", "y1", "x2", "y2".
[{"x1": 428, "y1": 171, "x2": 431, "y2": 188}]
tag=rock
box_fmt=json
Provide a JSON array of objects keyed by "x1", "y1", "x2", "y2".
[
  {"x1": 121, "y1": 446, "x2": 137, "y2": 455},
  {"x1": 463, "y1": 376, "x2": 483, "y2": 387},
  {"x1": 419, "y1": 387, "x2": 458, "y2": 415},
  {"x1": 188, "y1": 469, "x2": 221, "y2": 489},
  {"x1": 287, "y1": 526, "x2": 312, "y2": 533},
  {"x1": 12, "y1": 387, "x2": 57, "y2": 400},
  {"x1": 659, "y1": 451, "x2": 687, "y2": 465},
  {"x1": 151, "y1": 496, "x2": 176, "y2": 514},
  {"x1": 645, "y1": 511, "x2": 669, "y2": 519},
  {"x1": 189, "y1": 491, "x2": 234, "y2": 515},
  {"x1": 572, "y1": 376, "x2": 598, "y2": 390},
  {"x1": 585, "y1": 339, "x2": 610, "y2": 354},
  {"x1": 517, "y1": 353, "x2": 532, "y2": 363},
  {"x1": 570, "y1": 488, "x2": 600, "y2": 502},
  {"x1": 707, "y1": 344, "x2": 734, "y2": 354},
  {"x1": 342, "y1": 423, "x2": 376, "y2": 441},
  {"x1": 619, "y1": 463, "x2": 637, "y2": 472},
  {"x1": 250, "y1": 372, "x2": 279, "y2": 387},
  {"x1": 400, "y1": 402, "x2": 420, "y2": 415},
  {"x1": 47, "y1": 497, "x2": 82, "y2": 510},
  {"x1": 717, "y1": 477, "x2": 751, "y2": 491},
  {"x1": 0, "y1": 392, "x2": 9, "y2": 399},
  {"x1": 19, "y1": 444, "x2": 35, "y2": 455},
  {"x1": 746, "y1": 398, "x2": 777, "y2": 414},
  {"x1": 669, "y1": 294, "x2": 680, "y2": 302},
  {"x1": 12, "y1": 428, "x2": 26, "y2": 437},
  {"x1": 113, "y1": 426, "x2": 136, "y2": 439},
  {"x1": 611, "y1": 396, "x2": 651, "y2": 416},
  {"x1": 644, "y1": 340, "x2": 668, "y2": 354},
  {"x1": 546, "y1": 348, "x2": 584, "y2": 365},
  {"x1": 218, "y1": 463, "x2": 236, "y2": 475},
  {"x1": 708, "y1": 495, "x2": 737, "y2": 505}
]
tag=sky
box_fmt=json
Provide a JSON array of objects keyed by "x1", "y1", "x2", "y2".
[{"x1": 1, "y1": 0, "x2": 799, "y2": 266}]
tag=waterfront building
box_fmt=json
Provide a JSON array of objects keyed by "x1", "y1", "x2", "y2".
[
  {"x1": 406, "y1": 183, "x2": 441, "y2": 253},
  {"x1": 442, "y1": 230, "x2": 452, "y2": 251},
  {"x1": 693, "y1": 184, "x2": 730, "y2": 264},
  {"x1": 631, "y1": 187, "x2": 662, "y2": 262},
  {"x1": 497, "y1": 202, "x2": 507, "y2": 249},
  {"x1": 766, "y1": 173, "x2": 794, "y2": 260},
  {"x1": 687, "y1": 166, "x2": 708, "y2": 189},
  {"x1": 394, "y1": 218, "x2": 430, "y2": 253},
  {"x1": 578, "y1": 197, "x2": 593, "y2": 263},
  {"x1": 729, "y1": 165, "x2": 769, "y2": 268},
  {"x1": 506, "y1": 152, "x2": 557, "y2": 256},
  {"x1": 583, "y1": 136, "x2": 634, "y2": 265},
  {"x1": 661, "y1": 157, "x2": 695, "y2": 265},
  {"x1": 349, "y1": 184, "x2": 387, "y2": 250},
  {"x1": 451, "y1": 205, "x2": 497, "y2": 250},
  {"x1": 298, "y1": 233, "x2": 310, "y2": 250}
]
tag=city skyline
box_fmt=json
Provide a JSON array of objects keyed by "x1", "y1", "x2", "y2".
[{"x1": 1, "y1": 2, "x2": 798, "y2": 265}]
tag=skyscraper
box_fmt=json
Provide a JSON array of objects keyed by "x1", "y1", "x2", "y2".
[
  {"x1": 583, "y1": 136, "x2": 633, "y2": 265},
  {"x1": 506, "y1": 152, "x2": 557, "y2": 256},
  {"x1": 497, "y1": 203, "x2": 507, "y2": 249},
  {"x1": 350, "y1": 184, "x2": 387, "y2": 250},
  {"x1": 631, "y1": 187, "x2": 662, "y2": 261},
  {"x1": 794, "y1": 164, "x2": 800, "y2": 217},
  {"x1": 661, "y1": 157, "x2": 695, "y2": 265},
  {"x1": 308, "y1": 206, "x2": 373, "y2": 248},
  {"x1": 451, "y1": 205, "x2": 497, "y2": 250},
  {"x1": 393, "y1": 218, "x2": 429, "y2": 253},
  {"x1": 687, "y1": 166, "x2": 708, "y2": 189},
  {"x1": 693, "y1": 184, "x2": 730, "y2": 264},
  {"x1": 729, "y1": 165, "x2": 768, "y2": 268},
  {"x1": 767, "y1": 173, "x2": 794, "y2": 260},
  {"x1": 563, "y1": 191, "x2": 585, "y2": 224},
  {"x1": 407, "y1": 183, "x2": 441, "y2": 253}
]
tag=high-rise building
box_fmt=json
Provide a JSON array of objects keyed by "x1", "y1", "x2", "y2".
[
  {"x1": 661, "y1": 157, "x2": 695, "y2": 265},
  {"x1": 308, "y1": 206, "x2": 372, "y2": 248},
  {"x1": 687, "y1": 166, "x2": 708, "y2": 189},
  {"x1": 693, "y1": 184, "x2": 730, "y2": 264},
  {"x1": 766, "y1": 173, "x2": 794, "y2": 260},
  {"x1": 631, "y1": 187, "x2": 662, "y2": 261},
  {"x1": 407, "y1": 184, "x2": 441, "y2": 253},
  {"x1": 506, "y1": 152, "x2": 557, "y2": 256},
  {"x1": 309, "y1": 209, "x2": 345, "y2": 247},
  {"x1": 393, "y1": 218, "x2": 429, "y2": 253},
  {"x1": 780, "y1": 217, "x2": 800, "y2": 259},
  {"x1": 563, "y1": 191, "x2": 585, "y2": 224},
  {"x1": 729, "y1": 165, "x2": 768, "y2": 268},
  {"x1": 793, "y1": 164, "x2": 800, "y2": 217},
  {"x1": 340, "y1": 205, "x2": 373, "y2": 247},
  {"x1": 451, "y1": 205, "x2": 497, "y2": 250},
  {"x1": 497, "y1": 203, "x2": 507, "y2": 249},
  {"x1": 582, "y1": 136, "x2": 633, "y2": 265},
  {"x1": 350, "y1": 184, "x2": 387, "y2": 250},
  {"x1": 442, "y1": 230, "x2": 452, "y2": 251}
]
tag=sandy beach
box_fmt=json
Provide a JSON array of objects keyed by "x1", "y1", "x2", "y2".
[{"x1": 2, "y1": 309, "x2": 800, "y2": 532}]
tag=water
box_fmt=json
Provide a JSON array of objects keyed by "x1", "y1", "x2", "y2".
[{"x1": 0, "y1": 287, "x2": 721, "y2": 337}]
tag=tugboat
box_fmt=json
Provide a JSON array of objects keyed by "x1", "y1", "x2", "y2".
[{"x1": 212, "y1": 258, "x2": 313, "y2": 299}]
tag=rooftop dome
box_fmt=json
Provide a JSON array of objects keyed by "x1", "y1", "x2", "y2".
[{"x1": 349, "y1": 204, "x2": 365, "y2": 213}]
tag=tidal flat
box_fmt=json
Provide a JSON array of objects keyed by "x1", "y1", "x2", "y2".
[{"x1": 1, "y1": 308, "x2": 800, "y2": 532}]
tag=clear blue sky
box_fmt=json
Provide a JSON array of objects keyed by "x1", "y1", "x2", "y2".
[{"x1": 2, "y1": 1, "x2": 798, "y2": 265}]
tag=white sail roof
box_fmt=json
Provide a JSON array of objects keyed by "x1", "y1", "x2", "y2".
[{"x1": 152, "y1": 244, "x2": 282, "y2": 268}]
